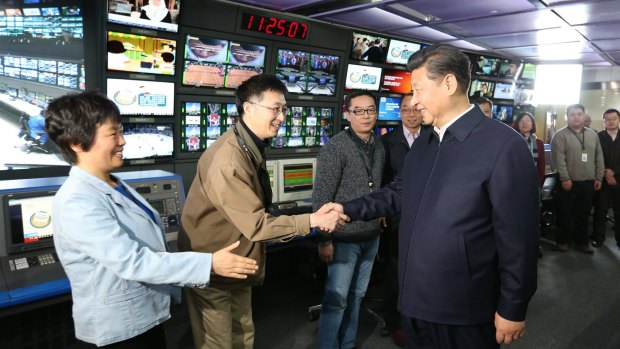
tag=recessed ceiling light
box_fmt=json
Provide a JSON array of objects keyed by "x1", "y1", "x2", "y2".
[{"x1": 490, "y1": 10, "x2": 498, "y2": 14}]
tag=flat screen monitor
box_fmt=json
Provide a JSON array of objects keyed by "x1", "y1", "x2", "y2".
[
  {"x1": 385, "y1": 39, "x2": 421, "y2": 65},
  {"x1": 107, "y1": 0, "x2": 180, "y2": 33},
  {"x1": 107, "y1": 78, "x2": 175, "y2": 116},
  {"x1": 3, "y1": 190, "x2": 57, "y2": 254},
  {"x1": 520, "y1": 63, "x2": 537, "y2": 80},
  {"x1": 350, "y1": 32, "x2": 389, "y2": 63},
  {"x1": 514, "y1": 83, "x2": 535, "y2": 105},
  {"x1": 180, "y1": 101, "x2": 237, "y2": 153},
  {"x1": 5, "y1": 9, "x2": 23, "y2": 16},
  {"x1": 472, "y1": 55, "x2": 502, "y2": 77},
  {"x1": 307, "y1": 53, "x2": 339, "y2": 96},
  {"x1": 378, "y1": 96, "x2": 401, "y2": 121},
  {"x1": 277, "y1": 158, "x2": 316, "y2": 202},
  {"x1": 469, "y1": 80, "x2": 495, "y2": 100},
  {"x1": 345, "y1": 64, "x2": 382, "y2": 91},
  {"x1": 266, "y1": 160, "x2": 279, "y2": 203},
  {"x1": 228, "y1": 41, "x2": 266, "y2": 67},
  {"x1": 275, "y1": 49, "x2": 310, "y2": 95},
  {"x1": 107, "y1": 31, "x2": 176, "y2": 76},
  {"x1": 270, "y1": 106, "x2": 333, "y2": 149},
  {"x1": 122, "y1": 123, "x2": 174, "y2": 160},
  {"x1": 376, "y1": 127, "x2": 395, "y2": 137},
  {"x1": 493, "y1": 104, "x2": 514, "y2": 124},
  {"x1": 381, "y1": 68, "x2": 411, "y2": 94},
  {"x1": 493, "y1": 82, "x2": 516, "y2": 100},
  {"x1": 41, "y1": 7, "x2": 60, "y2": 16},
  {"x1": 23, "y1": 8, "x2": 42, "y2": 16},
  {"x1": 498, "y1": 60, "x2": 523, "y2": 79}
]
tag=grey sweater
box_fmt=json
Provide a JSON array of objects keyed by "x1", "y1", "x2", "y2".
[
  {"x1": 551, "y1": 126, "x2": 604, "y2": 181},
  {"x1": 313, "y1": 129, "x2": 385, "y2": 242}
]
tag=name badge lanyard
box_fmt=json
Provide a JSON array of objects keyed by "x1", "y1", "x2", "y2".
[
  {"x1": 574, "y1": 130, "x2": 587, "y2": 162},
  {"x1": 234, "y1": 124, "x2": 273, "y2": 206},
  {"x1": 348, "y1": 129, "x2": 375, "y2": 192}
]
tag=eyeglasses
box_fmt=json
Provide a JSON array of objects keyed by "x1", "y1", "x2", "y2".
[
  {"x1": 248, "y1": 101, "x2": 288, "y2": 116},
  {"x1": 400, "y1": 108, "x2": 416, "y2": 114},
  {"x1": 349, "y1": 108, "x2": 378, "y2": 116}
]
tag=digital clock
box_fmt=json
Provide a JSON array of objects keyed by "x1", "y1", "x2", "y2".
[{"x1": 240, "y1": 12, "x2": 309, "y2": 41}]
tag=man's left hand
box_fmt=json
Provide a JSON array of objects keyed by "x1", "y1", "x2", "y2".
[{"x1": 494, "y1": 312, "x2": 525, "y2": 345}]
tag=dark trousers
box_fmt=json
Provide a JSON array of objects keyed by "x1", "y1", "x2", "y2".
[
  {"x1": 593, "y1": 182, "x2": 620, "y2": 244},
  {"x1": 381, "y1": 216, "x2": 401, "y2": 332},
  {"x1": 557, "y1": 180, "x2": 595, "y2": 246},
  {"x1": 71, "y1": 323, "x2": 167, "y2": 349},
  {"x1": 401, "y1": 316, "x2": 498, "y2": 349}
]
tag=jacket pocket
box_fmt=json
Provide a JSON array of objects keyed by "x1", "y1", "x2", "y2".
[{"x1": 103, "y1": 284, "x2": 149, "y2": 305}]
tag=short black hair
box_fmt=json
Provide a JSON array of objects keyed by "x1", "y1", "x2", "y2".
[
  {"x1": 344, "y1": 91, "x2": 377, "y2": 111},
  {"x1": 514, "y1": 112, "x2": 537, "y2": 134},
  {"x1": 407, "y1": 44, "x2": 471, "y2": 95},
  {"x1": 236, "y1": 74, "x2": 287, "y2": 118},
  {"x1": 603, "y1": 108, "x2": 620, "y2": 118},
  {"x1": 477, "y1": 96, "x2": 493, "y2": 108},
  {"x1": 45, "y1": 91, "x2": 121, "y2": 164},
  {"x1": 400, "y1": 93, "x2": 413, "y2": 108},
  {"x1": 566, "y1": 103, "x2": 585, "y2": 115}
]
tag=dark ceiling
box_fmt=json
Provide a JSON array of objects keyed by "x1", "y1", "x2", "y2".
[{"x1": 225, "y1": 0, "x2": 620, "y2": 67}]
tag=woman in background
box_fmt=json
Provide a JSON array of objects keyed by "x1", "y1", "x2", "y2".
[
  {"x1": 45, "y1": 91, "x2": 257, "y2": 348},
  {"x1": 514, "y1": 111, "x2": 545, "y2": 185}
]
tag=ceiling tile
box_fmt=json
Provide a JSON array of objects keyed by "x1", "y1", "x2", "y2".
[
  {"x1": 552, "y1": 1, "x2": 620, "y2": 25},
  {"x1": 435, "y1": 10, "x2": 565, "y2": 37},
  {"x1": 593, "y1": 39, "x2": 620, "y2": 52},
  {"x1": 498, "y1": 42, "x2": 593, "y2": 59},
  {"x1": 392, "y1": 0, "x2": 535, "y2": 22},
  {"x1": 390, "y1": 26, "x2": 456, "y2": 42},
  {"x1": 324, "y1": 8, "x2": 420, "y2": 31},
  {"x1": 473, "y1": 27, "x2": 582, "y2": 48},
  {"x1": 442, "y1": 40, "x2": 487, "y2": 51},
  {"x1": 226, "y1": 0, "x2": 323, "y2": 10},
  {"x1": 606, "y1": 51, "x2": 620, "y2": 61},
  {"x1": 574, "y1": 23, "x2": 620, "y2": 41}
]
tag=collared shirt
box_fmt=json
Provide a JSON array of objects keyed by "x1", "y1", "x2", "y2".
[
  {"x1": 239, "y1": 118, "x2": 269, "y2": 153},
  {"x1": 403, "y1": 127, "x2": 420, "y2": 147},
  {"x1": 433, "y1": 104, "x2": 475, "y2": 142}
]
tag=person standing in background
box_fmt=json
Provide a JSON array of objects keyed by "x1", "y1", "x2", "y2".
[
  {"x1": 514, "y1": 112, "x2": 545, "y2": 186},
  {"x1": 551, "y1": 104, "x2": 604, "y2": 253}
]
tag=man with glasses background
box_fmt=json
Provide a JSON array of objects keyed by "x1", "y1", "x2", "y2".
[
  {"x1": 314, "y1": 91, "x2": 385, "y2": 349},
  {"x1": 180, "y1": 74, "x2": 347, "y2": 349}
]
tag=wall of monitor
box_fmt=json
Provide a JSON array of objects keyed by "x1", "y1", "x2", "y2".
[{"x1": 0, "y1": 0, "x2": 539, "y2": 192}]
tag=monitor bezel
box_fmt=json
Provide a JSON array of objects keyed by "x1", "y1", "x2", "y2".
[{"x1": 276, "y1": 157, "x2": 316, "y2": 203}]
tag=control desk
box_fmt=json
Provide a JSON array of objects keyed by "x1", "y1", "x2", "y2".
[{"x1": 0, "y1": 170, "x2": 185, "y2": 310}]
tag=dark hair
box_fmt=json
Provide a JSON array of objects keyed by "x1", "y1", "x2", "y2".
[
  {"x1": 161, "y1": 52, "x2": 174, "y2": 63},
  {"x1": 400, "y1": 93, "x2": 413, "y2": 108},
  {"x1": 107, "y1": 40, "x2": 126, "y2": 54},
  {"x1": 477, "y1": 96, "x2": 493, "y2": 108},
  {"x1": 236, "y1": 74, "x2": 287, "y2": 118},
  {"x1": 603, "y1": 108, "x2": 620, "y2": 118},
  {"x1": 407, "y1": 44, "x2": 471, "y2": 95},
  {"x1": 513, "y1": 112, "x2": 537, "y2": 134},
  {"x1": 566, "y1": 103, "x2": 585, "y2": 115},
  {"x1": 44, "y1": 91, "x2": 121, "y2": 164},
  {"x1": 344, "y1": 91, "x2": 377, "y2": 111}
]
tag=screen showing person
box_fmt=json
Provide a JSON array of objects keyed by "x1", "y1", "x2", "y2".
[
  {"x1": 385, "y1": 39, "x2": 421, "y2": 65},
  {"x1": 41, "y1": 7, "x2": 60, "y2": 16},
  {"x1": 275, "y1": 49, "x2": 310, "y2": 94},
  {"x1": 473, "y1": 55, "x2": 501, "y2": 76},
  {"x1": 107, "y1": 0, "x2": 181, "y2": 33},
  {"x1": 381, "y1": 69, "x2": 412, "y2": 94},
  {"x1": 493, "y1": 82, "x2": 517, "y2": 100},
  {"x1": 228, "y1": 42, "x2": 266, "y2": 67},
  {"x1": 345, "y1": 64, "x2": 382, "y2": 91},
  {"x1": 181, "y1": 101, "x2": 204, "y2": 152},
  {"x1": 122, "y1": 123, "x2": 174, "y2": 159},
  {"x1": 350, "y1": 32, "x2": 389, "y2": 61},
  {"x1": 498, "y1": 60, "x2": 523, "y2": 79},
  {"x1": 107, "y1": 78, "x2": 175, "y2": 116},
  {"x1": 307, "y1": 53, "x2": 339, "y2": 96},
  {"x1": 514, "y1": 84, "x2": 535, "y2": 105},
  {"x1": 378, "y1": 96, "x2": 401, "y2": 121},
  {"x1": 493, "y1": 105, "x2": 514, "y2": 124},
  {"x1": 107, "y1": 31, "x2": 176, "y2": 75},
  {"x1": 185, "y1": 35, "x2": 228, "y2": 63},
  {"x1": 520, "y1": 63, "x2": 536, "y2": 80},
  {"x1": 469, "y1": 80, "x2": 495, "y2": 99},
  {"x1": 4, "y1": 191, "x2": 56, "y2": 253}
]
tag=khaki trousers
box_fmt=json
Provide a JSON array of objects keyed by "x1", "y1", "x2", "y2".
[{"x1": 185, "y1": 286, "x2": 254, "y2": 349}]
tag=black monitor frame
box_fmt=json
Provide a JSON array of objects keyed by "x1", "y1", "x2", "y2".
[{"x1": 3, "y1": 190, "x2": 57, "y2": 255}]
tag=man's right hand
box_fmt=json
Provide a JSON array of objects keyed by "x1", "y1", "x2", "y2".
[
  {"x1": 310, "y1": 203, "x2": 349, "y2": 232},
  {"x1": 212, "y1": 241, "x2": 258, "y2": 279},
  {"x1": 561, "y1": 179, "x2": 573, "y2": 191},
  {"x1": 318, "y1": 243, "x2": 334, "y2": 263}
]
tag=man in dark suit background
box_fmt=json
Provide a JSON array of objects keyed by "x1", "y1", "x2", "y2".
[{"x1": 324, "y1": 45, "x2": 539, "y2": 348}]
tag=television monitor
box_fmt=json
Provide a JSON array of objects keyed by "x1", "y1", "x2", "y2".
[
  {"x1": 184, "y1": 35, "x2": 228, "y2": 64},
  {"x1": 350, "y1": 32, "x2": 389, "y2": 63},
  {"x1": 307, "y1": 53, "x2": 339, "y2": 96},
  {"x1": 107, "y1": 0, "x2": 180, "y2": 33},
  {"x1": 472, "y1": 55, "x2": 502, "y2": 77},
  {"x1": 22, "y1": 8, "x2": 42, "y2": 16},
  {"x1": 378, "y1": 96, "x2": 401, "y2": 121},
  {"x1": 41, "y1": 7, "x2": 60, "y2": 16},
  {"x1": 225, "y1": 65, "x2": 262, "y2": 88},
  {"x1": 276, "y1": 157, "x2": 316, "y2": 202},
  {"x1": 493, "y1": 82, "x2": 516, "y2": 100},
  {"x1": 275, "y1": 49, "x2": 310, "y2": 94},
  {"x1": 498, "y1": 60, "x2": 523, "y2": 79},
  {"x1": 514, "y1": 105, "x2": 536, "y2": 119},
  {"x1": 385, "y1": 39, "x2": 421, "y2": 65},
  {"x1": 122, "y1": 123, "x2": 174, "y2": 160},
  {"x1": 61, "y1": 6, "x2": 80, "y2": 15},
  {"x1": 3, "y1": 190, "x2": 57, "y2": 254},
  {"x1": 5, "y1": 9, "x2": 23, "y2": 16},
  {"x1": 345, "y1": 64, "x2": 382, "y2": 91},
  {"x1": 376, "y1": 127, "x2": 395, "y2": 137},
  {"x1": 493, "y1": 104, "x2": 514, "y2": 124},
  {"x1": 107, "y1": 78, "x2": 175, "y2": 116},
  {"x1": 228, "y1": 42, "x2": 266, "y2": 67},
  {"x1": 271, "y1": 106, "x2": 333, "y2": 148},
  {"x1": 179, "y1": 101, "x2": 236, "y2": 153},
  {"x1": 469, "y1": 80, "x2": 495, "y2": 100},
  {"x1": 520, "y1": 63, "x2": 537, "y2": 80},
  {"x1": 107, "y1": 31, "x2": 176, "y2": 76},
  {"x1": 514, "y1": 83, "x2": 535, "y2": 105},
  {"x1": 266, "y1": 160, "x2": 279, "y2": 203},
  {"x1": 381, "y1": 69, "x2": 411, "y2": 94}
]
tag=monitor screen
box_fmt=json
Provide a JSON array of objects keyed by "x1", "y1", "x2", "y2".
[
  {"x1": 381, "y1": 69, "x2": 411, "y2": 94},
  {"x1": 498, "y1": 60, "x2": 523, "y2": 79},
  {"x1": 107, "y1": 0, "x2": 180, "y2": 33},
  {"x1": 23, "y1": 8, "x2": 42, "y2": 16},
  {"x1": 350, "y1": 32, "x2": 389, "y2": 63},
  {"x1": 469, "y1": 80, "x2": 495, "y2": 99},
  {"x1": 472, "y1": 55, "x2": 502, "y2": 77},
  {"x1": 122, "y1": 123, "x2": 174, "y2": 160},
  {"x1": 378, "y1": 96, "x2": 401, "y2": 121},
  {"x1": 376, "y1": 127, "x2": 395, "y2": 137},
  {"x1": 385, "y1": 39, "x2": 421, "y2": 65},
  {"x1": 345, "y1": 64, "x2": 382, "y2": 91},
  {"x1": 107, "y1": 31, "x2": 176, "y2": 76},
  {"x1": 270, "y1": 106, "x2": 333, "y2": 149},
  {"x1": 493, "y1": 104, "x2": 514, "y2": 124},
  {"x1": 514, "y1": 83, "x2": 535, "y2": 105},
  {"x1": 277, "y1": 158, "x2": 316, "y2": 202},
  {"x1": 41, "y1": 7, "x2": 60, "y2": 16},
  {"x1": 228, "y1": 41, "x2": 266, "y2": 67},
  {"x1": 4, "y1": 190, "x2": 57, "y2": 254},
  {"x1": 520, "y1": 63, "x2": 537, "y2": 80},
  {"x1": 307, "y1": 53, "x2": 339, "y2": 96},
  {"x1": 107, "y1": 78, "x2": 175, "y2": 116},
  {"x1": 179, "y1": 101, "x2": 237, "y2": 153},
  {"x1": 275, "y1": 49, "x2": 310, "y2": 95},
  {"x1": 493, "y1": 82, "x2": 516, "y2": 100}
]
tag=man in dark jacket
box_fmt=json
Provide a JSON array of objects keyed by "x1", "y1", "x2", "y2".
[
  {"x1": 324, "y1": 45, "x2": 539, "y2": 349},
  {"x1": 361, "y1": 39, "x2": 385, "y2": 63}
]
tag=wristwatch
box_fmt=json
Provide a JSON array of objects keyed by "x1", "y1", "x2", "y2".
[{"x1": 318, "y1": 240, "x2": 332, "y2": 247}]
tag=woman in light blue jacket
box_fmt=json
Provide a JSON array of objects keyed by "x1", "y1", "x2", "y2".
[{"x1": 44, "y1": 91, "x2": 258, "y2": 348}]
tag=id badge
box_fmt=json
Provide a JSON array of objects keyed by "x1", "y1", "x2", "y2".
[{"x1": 582, "y1": 153, "x2": 588, "y2": 162}]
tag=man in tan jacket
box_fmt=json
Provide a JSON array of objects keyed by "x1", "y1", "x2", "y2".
[{"x1": 180, "y1": 74, "x2": 346, "y2": 349}]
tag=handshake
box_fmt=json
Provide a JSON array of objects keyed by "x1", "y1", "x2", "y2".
[{"x1": 309, "y1": 203, "x2": 347, "y2": 233}]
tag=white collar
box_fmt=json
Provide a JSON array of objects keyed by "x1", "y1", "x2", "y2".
[{"x1": 433, "y1": 104, "x2": 474, "y2": 142}]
